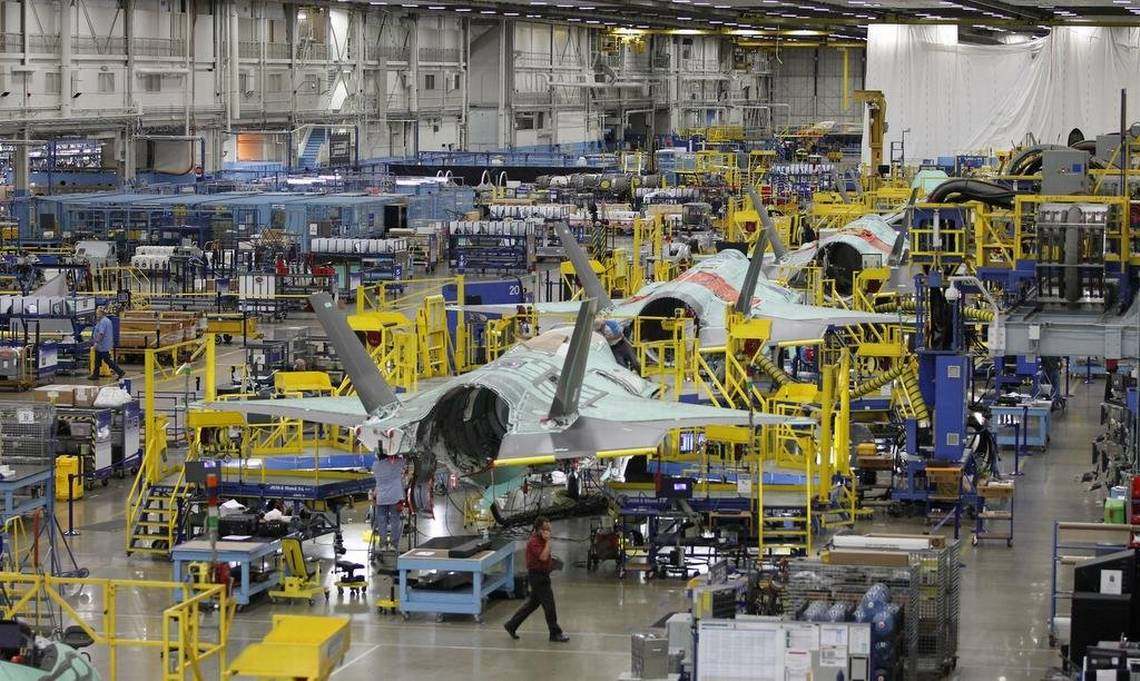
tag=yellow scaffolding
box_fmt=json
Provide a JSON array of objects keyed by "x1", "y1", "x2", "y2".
[{"x1": 0, "y1": 572, "x2": 231, "y2": 681}]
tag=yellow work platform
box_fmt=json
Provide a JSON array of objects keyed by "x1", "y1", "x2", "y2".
[{"x1": 227, "y1": 614, "x2": 351, "y2": 681}]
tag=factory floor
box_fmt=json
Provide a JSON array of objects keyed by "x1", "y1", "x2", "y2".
[{"x1": 28, "y1": 362, "x2": 1101, "y2": 681}]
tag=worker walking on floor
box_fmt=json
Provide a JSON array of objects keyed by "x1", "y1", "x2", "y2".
[
  {"x1": 504, "y1": 517, "x2": 570, "y2": 643},
  {"x1": 89, "y1": 307, "x2": 124, "y2": 382},
  {"x1": 372, "y1": 449, "x2": 407, "y2": 551}
]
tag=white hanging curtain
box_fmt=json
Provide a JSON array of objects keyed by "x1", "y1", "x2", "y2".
[{"x1": 864, "y1": 24, "x2": 1140, "y2": 163}]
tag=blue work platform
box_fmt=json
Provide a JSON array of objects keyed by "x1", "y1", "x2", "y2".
[
  {"x1": 171, "y1": 538, "x2": 281, "y2": 607},
  {"x1": 397, "y1": 538, "x2": 516, "y2": 621}
]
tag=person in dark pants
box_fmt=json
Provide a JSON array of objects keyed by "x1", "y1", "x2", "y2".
[
  {"x1": 89, "y1": 307, "x2": 124, "y2": 381},
  {"x1": 504, "y1": 517, "x2": 569, "y2": 642}
]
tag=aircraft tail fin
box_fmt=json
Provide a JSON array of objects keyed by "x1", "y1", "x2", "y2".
[
  {"x1": 889, "y1": 188, "x2": 919, "y2": 266},
  {"x1": 830, "y1": 167, "x2": 851, "y2": 204},
  {"x1": 547, "y1": 297, "x2": 598, "y2": 422},
  {"x1": 736, "y1": 229, "x2": 769, "y2": 314},
  {"x1": 309, "y1": 292, "x2": 400, "y2": 415},
  {"x1": 747, "y1": 185, "x2": 787, "y2": 260},
  {"x1": 556, "y1": 222, "x2": 613, "y2": 310}
]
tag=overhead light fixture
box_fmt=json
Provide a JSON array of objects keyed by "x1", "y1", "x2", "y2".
[{"x1": 428, "y1": 5, "x2": 445, "y2": 8}]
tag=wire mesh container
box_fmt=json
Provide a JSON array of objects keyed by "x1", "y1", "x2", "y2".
[
  {"x1": 784, "y1": 559, "x2": 919, "y2": 681},
  {"x1": 0, "y1": 403, "x2": 56, "y2": 466}
]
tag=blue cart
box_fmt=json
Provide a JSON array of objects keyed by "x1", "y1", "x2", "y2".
[
  {"x1": 397, "y1": 538, "x2": 516, "y2": 622},
  {"x1": 171, "y1": 538, "x2": 280, "y2": 608}
]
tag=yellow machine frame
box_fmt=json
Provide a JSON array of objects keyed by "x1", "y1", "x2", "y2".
[{"x1": 269, "y1": 538, "x2": 328, "y2": 605}]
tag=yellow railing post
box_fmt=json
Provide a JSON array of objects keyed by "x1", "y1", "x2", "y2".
[
  {"x1": 454, "y1": 274, "x2": 467, "y2": 373},
  {"x1": 144, "y1": 348, "x2": 157, "y2": 485},
  {"x1": 205, "y1": 332, "x2": 216, "y2": 402}
]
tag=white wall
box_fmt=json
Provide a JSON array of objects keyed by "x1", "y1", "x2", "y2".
[{"x1": 0, "y1": 0, "x2": 851, "y2": 167}]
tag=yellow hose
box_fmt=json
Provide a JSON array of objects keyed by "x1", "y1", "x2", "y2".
[
  {"x1": 851, "y1": 362, "x2": 907, "y2": 399},
  {"x1": 852, "y1": 360, "x2": 930, "y2": 425},
  {"x1": 754, "y1": 353, "x2": 794, "y2": 388},
  {"x1": 876, "y1": 299, "x2": 993, "y2": 323}
]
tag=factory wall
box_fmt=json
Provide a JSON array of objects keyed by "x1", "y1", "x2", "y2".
[
  {"x1": 770, "y1": 47, "x2": 866, "y2": 131},
  {"x1": 0, "y1": 0, "x2": 854, "y2": 180}
]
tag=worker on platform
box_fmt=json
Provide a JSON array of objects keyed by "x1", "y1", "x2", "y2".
[
  {"x1": 597, "y1": 319, "x2": 640, "y2": 373},
  {"x1": 89, "y1": 307, "x2": 125, "y2": 382},
  {"x1": 504, "y1": 517, "x2": 569, "y2": 643},
  {"x1": 371, "y1": 447, "x2": 407, "y2": 551}
]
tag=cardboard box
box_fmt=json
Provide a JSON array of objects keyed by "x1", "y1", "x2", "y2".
[
  {"x1": 823, "y1": 549, "x2": 911, "y2": 568},
  {"x1": 33, "y1": 385, "x2": 74, "y2": 406},
  {"x1": 865, "y1": 532, "x2": 947, "y2": 549},
  {"x1": 71, "y1": 385, "x2": 100, "y2": 407}
]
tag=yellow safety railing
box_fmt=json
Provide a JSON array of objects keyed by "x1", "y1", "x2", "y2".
[
  {"x1": 757, "y1": 424, "x2": 815, "y2": 556},
  {"x1": 629, "y1": 315, "x2": 692, "y2": 401},
  {"x1": 244, "y1": 419, "x2": 306, "y2": 455},
  {"x1": 417, "y1": 294, "x2": 452, "y2": 377},
  {"x1": 973, "y1": 203, "x2": 1016, "y2": 269},
  {"x1": 0, "y1": 572, "x2": 231, "y2": 681},
  {"x1": 125, "y1": 334, "x2": 216, "y2": 555}
]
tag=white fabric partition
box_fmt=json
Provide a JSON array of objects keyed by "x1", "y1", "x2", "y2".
[{"x1": 865, "y1": 24, "x2": 1140, "y2": 162}]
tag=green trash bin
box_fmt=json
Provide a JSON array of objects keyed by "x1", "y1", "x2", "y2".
[{"x1": 1105, "y1": 497, "x2": 1126, "y2": 524}]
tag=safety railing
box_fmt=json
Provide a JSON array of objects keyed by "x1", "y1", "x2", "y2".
[
  {"x1": 131, "y1": 37, "x2": 187, "y2": 57},
  {"x1": 71, "y1": 34, "x2": 127, "y2": 54},
  {"x1": 266, "y1": 42, "x2": 291, "y2": 59},
  {"x1": 245, "y1": 419, "x2": 306, "y2": 455},
  {"x1": 125, "y1": 335, "x2": 216, "y2": 554},
  {"x1": 758, "y1": 423, "x2": 815, "y2": 555},
  {"x1": 239, "y1": 40, "x2": 260, "y2": 58},
  {"x1": 419, "y1": 47, "x2": 461, "y2": 62},
  {"x1": 0, "y1": 33, "x2": 21, "y2": 52},
  {"x1": 630, "y1": 314, "x2": 692, "y2": 401},
  {"x1": 0, "y1": 572, "x2": 231, "y2": 681}
]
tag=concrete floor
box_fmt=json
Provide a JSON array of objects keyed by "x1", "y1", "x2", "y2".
[{"x1": 10, "y1": 306, "x2": 1106, "y2": 680}]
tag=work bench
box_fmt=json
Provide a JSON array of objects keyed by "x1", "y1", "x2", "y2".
[
  {"x1": 397, "y1": 537, "x2": 516, "y2": 621},
  {"x1": 171, "y1": 538, "x2": 281, "y2": 607}
]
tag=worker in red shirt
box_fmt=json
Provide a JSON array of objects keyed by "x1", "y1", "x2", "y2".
[{"x1": 503, "y1": 517, "x2": 569, "y2": 642}]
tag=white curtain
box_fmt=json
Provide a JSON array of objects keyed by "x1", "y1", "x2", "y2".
[{"x1": 865, "y1": 25, "x2": 1140, "y2": 163}]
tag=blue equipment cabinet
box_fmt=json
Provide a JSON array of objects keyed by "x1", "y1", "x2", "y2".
[{"x1": 926, "y1": 354, "x2": 970, "y2": 463}]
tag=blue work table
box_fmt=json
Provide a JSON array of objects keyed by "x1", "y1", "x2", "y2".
[
  {"x1": 397, "y1": 540, "x2": 516, "y2": 621},
  {"x1": 992, "y1": 400, "x2": 1052, "y2": 449},
  {"x1": 171, "y1": 538, "x2": 280, "y2": 607}
]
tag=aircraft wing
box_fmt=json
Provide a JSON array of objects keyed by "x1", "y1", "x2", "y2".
[
  {"x1": 201, "y1": 396, "x2": 371, "y2": 427},
  {"x1": 752, "y1": 300, "x2": 905, "y2": 343},
  {"x1": 496, "y1": 395, "x2": 810, "y2": 465}
]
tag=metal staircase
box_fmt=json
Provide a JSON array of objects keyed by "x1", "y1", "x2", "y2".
[
  {"x1": 125, "y1": 421, "x2": 189, "y2": 557},
  {"x1": 297, "y1": 127, "x2": 327, "y2": 169},
  {"x1": 126, "y1": 480, "x2": 188, "y2": 556}
]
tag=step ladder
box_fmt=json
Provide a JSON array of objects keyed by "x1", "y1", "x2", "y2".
[{"x1": 127, "y1": 484, "x2": 188, "y2": 557}]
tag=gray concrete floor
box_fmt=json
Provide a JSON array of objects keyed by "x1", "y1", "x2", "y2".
[{"x1": 16, "y1": 315, "x2": 1107, "y2": 680}]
